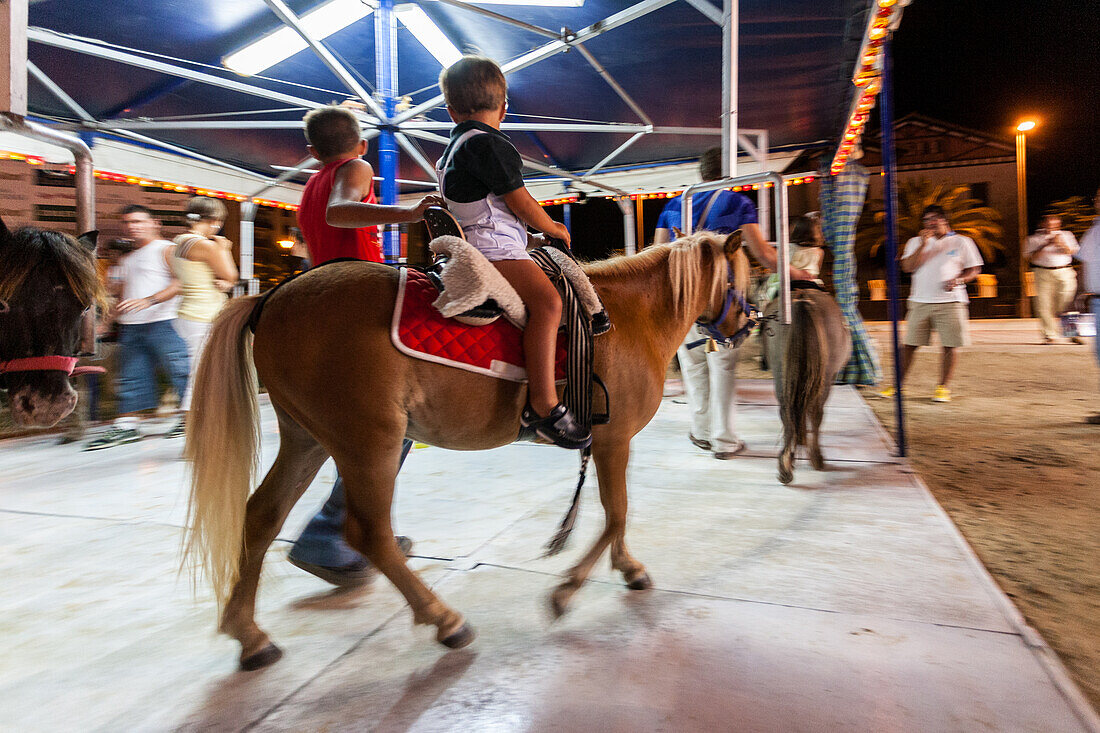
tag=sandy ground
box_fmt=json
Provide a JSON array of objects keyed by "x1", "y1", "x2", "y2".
[{"x1": 738, "y1": 318, "x2": 1100, "y2": 710}]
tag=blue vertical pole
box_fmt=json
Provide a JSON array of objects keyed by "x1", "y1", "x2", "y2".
[
  {"x1": 879, "y1": 39, "x2": 906, "y2": 457},
  {"x1": 563, "y1": 202, "x2": 572, "y2": 234},
  {"x1": 375, "y1": 0, "x2": 399, "y2": 262}
]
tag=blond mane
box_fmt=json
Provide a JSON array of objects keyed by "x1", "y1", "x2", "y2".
[{"x1": 583, "y1": 232, "x2": 730, "y2": 315}]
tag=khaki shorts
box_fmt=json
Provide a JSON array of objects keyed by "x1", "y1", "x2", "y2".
[{"x1": 904, "y1": 301, "x2": 971, "y2": 348}]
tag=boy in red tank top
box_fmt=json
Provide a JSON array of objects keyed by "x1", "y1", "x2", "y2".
[
  {"x1": 297, "y1": 105, "x2": 440, "y2": 264},
  {"x1": 288, "y1": 106, "x2": 440, "y2": 587}
]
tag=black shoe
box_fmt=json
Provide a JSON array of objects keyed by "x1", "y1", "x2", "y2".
[
  {"x1": 287, "y1": 536, "x2": 415, "y2": 588},
  {"x1": 521, "y1": 403, "x2": 592, "y2": 450},
  {"x1": 591, "y1": 310, "x2": 611, "y2": 336}
]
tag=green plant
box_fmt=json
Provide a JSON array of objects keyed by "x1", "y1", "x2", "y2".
[{"x1": 856, "y1": 180, "x2": 1005, "y2": 261}]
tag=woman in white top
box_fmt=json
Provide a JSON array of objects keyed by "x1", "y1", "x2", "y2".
[{"x1": 170, "y1": 197, "x2": 238, "y2": 428}]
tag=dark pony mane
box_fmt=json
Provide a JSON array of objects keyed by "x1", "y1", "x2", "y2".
[{"x1": 0, "y1": 226, "x2": 105, "y2": 308}]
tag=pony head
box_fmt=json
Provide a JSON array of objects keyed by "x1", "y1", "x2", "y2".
[{"x1": 0, "y1": 216, "x2": 102, "y2": 427}]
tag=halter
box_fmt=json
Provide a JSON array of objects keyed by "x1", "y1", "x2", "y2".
[
  {"x1": 0, "y1": 355, "x2": 105, "y2": 377},
  {"x1": 685, "y1": 262, "x2": 758, "y2": 350}
]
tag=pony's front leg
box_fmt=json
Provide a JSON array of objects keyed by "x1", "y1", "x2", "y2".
[
  {"x1": 550, "y1": 438, "x2": 650, "y2": 618},
  {"x1": 338, "y1": 456, "x2": 474, "y2": 649}
]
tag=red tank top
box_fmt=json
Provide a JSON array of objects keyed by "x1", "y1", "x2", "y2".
[{"x1": 297, "y1": 157, "x2": 383, "y2": 264}]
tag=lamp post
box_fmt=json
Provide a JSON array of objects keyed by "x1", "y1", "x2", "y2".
[{"x1": 1015, "y1": 119, "x2": 1036, "y2": 317}]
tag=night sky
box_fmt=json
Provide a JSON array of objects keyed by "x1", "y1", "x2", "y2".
[{"x1": 890, "y1": 0, "x2": 1100, "y2": 223}]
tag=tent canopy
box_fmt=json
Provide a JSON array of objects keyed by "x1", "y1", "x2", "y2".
[{"x1": 23, "y1": 0, "x2": 869, "y2": 194}]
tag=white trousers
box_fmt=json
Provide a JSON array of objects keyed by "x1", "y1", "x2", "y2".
[
  {"x1": 172, "y1": 318, "x2": 212, "y2": 412},
  {"x1": 676, "y1": 324, "x2": 740, "y2": 451},
  {"x1": 1033, "y1": 267, "x2": 1077, "y2": 339}
]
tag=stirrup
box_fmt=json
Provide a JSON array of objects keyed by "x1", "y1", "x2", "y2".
[{"x1": 521, "y1": 403, "x2": 591, "y2": 450}]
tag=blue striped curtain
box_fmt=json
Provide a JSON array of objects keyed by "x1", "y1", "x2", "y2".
[{"x1": 820, "y1": 163, "x2": 881, "y2": 385}]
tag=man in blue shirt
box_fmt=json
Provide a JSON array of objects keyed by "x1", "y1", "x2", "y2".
[
  {"x1": 1073, "y1": 186, "x2": 1100, "y2": 424},
  {"x1": 656, "y1": 148, "x2": 813, "y2": 459}
]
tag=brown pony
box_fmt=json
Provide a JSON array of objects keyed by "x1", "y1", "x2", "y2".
[
  {"x1": 762, "y1": 289, "x2": 852, "y2": 484},
  {"x1": 185, "y1": 231, "x2": 752, "y2": 670},
  {"x1": 0, "y1": 217, "x2": 102, "y2": 427}
]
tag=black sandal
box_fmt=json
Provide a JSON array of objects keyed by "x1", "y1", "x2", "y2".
[{"x1": 521, "y1": 403, "x2": 592, "y2": 450}]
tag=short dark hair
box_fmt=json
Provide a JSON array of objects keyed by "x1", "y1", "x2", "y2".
[
  {"x1": 303, "y1": 106, "x2": 362, "y2": 158},
  {"x1": 922, "y1": 204, "x2": 948, "y2": 223},
  {"x1": 699, "y1": 147, "x2": 723, "y2": 182},
  {"x1": 440, "y1": 55, "x2": 507, "y2": 115},
  {"x1": 120, "y1": 204, "x2": 152, "y2": 218}
]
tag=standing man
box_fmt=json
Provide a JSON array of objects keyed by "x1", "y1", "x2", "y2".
[
  {"x1": 882, "y1": 205, "x2": 983, "y2": 403},
  {"x1": 84, "y1": 205, "x2": 190, "y2": 450},
  {"x1": 287, "y1": 105, "x2": 441, "y2": 586},
  {"x1": 1073, "y1": 186, "x2": 1100, "y2": 424},
  {"x1": 1027, "y1": 213, "x2": 1080, "y2": 343},
  {"x1": 656, "y1": 148, "x2": 813, "y2": 459}
]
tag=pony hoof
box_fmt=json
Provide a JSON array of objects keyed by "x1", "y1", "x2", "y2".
[
  {"x1": 440, "y1": 623, "x2": 476, "y2": 649},
  {"x1": 625, "y1": 572, "x2": 653, "y2": 591},
  {"x1": 549, "y1": 589, "x2": 572, "y2": 619},
  {"x1": 778, "y1": 470, "x2": 794, "y2": 485},
  {"x1": 239, "y1": 642, "x2": 283, "y2": 671}
]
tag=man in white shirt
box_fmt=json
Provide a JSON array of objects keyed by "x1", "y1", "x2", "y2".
[
  {"x1": 1027, "y1": 214, "x2": 1080, "y2": 343},
  {"x1": 85, "y1": 205, "x2": 190, "y2": 450},
  {"x1": 1073, "y1": 187, "x2": 1100, "y2": 424},
  {"x1": 882, "y1": 205, "x2": 984, "y2": 403}
]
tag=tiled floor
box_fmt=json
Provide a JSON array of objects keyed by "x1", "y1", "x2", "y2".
[{"x1": 1, "y1": 381, "x2": 1096, "y2": 732}]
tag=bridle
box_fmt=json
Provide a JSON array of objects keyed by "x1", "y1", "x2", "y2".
[
  {"x1": 0, "y1": 355, "x2": 104, "y2": 377},
  {"x1": 0, "y1": 300, "x2": 104, "y2": 380},
  {"x1": 685, "y1": 260, "x2": 758, "y2": 350}
]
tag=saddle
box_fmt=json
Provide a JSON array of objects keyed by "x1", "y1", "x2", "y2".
[
  {"x1": 399, "y1": 206, "x2": 610, "y2": 432},
  {"x1": 420, "y1": 207, "x2": 609, "y2": 334}
]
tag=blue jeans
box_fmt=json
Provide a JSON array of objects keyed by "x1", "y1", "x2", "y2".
[
  {"x1": 289, "y1": 438, "x2": 413, "y2": 567},
  {"x1": 116, "y1": 320, "x2": 190, "y2": 414}
]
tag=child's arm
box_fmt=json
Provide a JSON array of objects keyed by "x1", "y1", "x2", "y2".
[
  {"x1": 327, "y1": 159, "x2": 441, "y2": 228},
  {"x1": 502, "y1": 187, "x2": 570, "y2": 247}
]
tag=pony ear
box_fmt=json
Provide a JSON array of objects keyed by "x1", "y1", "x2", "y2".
[
  {"x1": 723, "y1": 230, "x2": 743, "y2": 254},
  {"x1": 672, "y1": 226, "x2": 684, "y2": 239},
  {"x1": 76, "y1": 230, "x2": 99, "y2": 251},
  {"x1": 0, "y1": 215, "x2": 9, "y2": 242}
]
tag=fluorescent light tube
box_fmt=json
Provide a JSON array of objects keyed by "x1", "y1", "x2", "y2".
[
  {"x1": 395, "y1": 5, "x2": 463, "y2": 67},
  {"x1": 225, "y1": 0, "x2": 374, "y2": 76}
]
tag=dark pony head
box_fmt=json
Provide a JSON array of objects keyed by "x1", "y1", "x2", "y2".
[{"x1": 0, "y1": 216, "x2": 103, "y2": 427}]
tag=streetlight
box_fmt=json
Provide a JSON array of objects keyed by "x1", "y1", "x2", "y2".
[{"x1": 1015, "y1": 119, "x2": 1038, "y2": 317}]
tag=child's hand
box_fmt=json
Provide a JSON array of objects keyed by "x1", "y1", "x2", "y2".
[
  {"x1": 547, "y1": 222, "x2": 571, "y2": 247},
  {"x1": 411, "y1": 195, "x2": 445, "y2": 218}
]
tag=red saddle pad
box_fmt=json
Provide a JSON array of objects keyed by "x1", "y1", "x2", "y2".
[{"x1": 391, "y1": 268, "x2": 566, "y2": 382}]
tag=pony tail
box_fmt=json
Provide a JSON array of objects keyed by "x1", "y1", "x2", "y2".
[
  {"x1": 781, "y1": 296, "x2": 828, "y2": 450},
  {"x1": 182, "y1": 295, "x2": 262, "y2": 613}
]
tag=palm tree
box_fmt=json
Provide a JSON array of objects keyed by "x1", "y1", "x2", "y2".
[
  {"x1": 856, "y1": 180, "x2": 1004, "y2": 263},
  {"x1": 1044, "y1": 196, "x2": 1096, "y2": 238}
]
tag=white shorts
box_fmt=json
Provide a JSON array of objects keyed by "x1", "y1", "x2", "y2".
[{"x1": 466, "y1": 230, "x2": 531, "y2": 262}]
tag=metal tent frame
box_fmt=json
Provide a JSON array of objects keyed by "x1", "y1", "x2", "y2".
[{"x1": 21, "y1": 0, "x2": 778, "y2": 282}]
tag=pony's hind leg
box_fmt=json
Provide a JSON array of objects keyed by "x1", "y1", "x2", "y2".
[
  {"x1": 550, "y1": 438, "x2": 651, "y2": 618},
  {"x1": 337, "y1": 447, "x2": 475, "y2": 649},
  {"x1": 808, "y1": 393, "x2": 827, "y2": 471},
  {"x1": 220, "y1": 405, "x2": 328, "y2": 670},
  {"x1": 778, "y1": 426, "x2": 796, "y2": 485}
]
